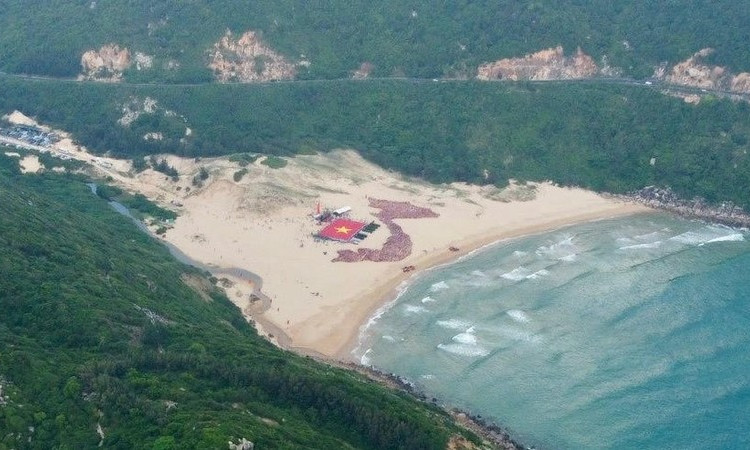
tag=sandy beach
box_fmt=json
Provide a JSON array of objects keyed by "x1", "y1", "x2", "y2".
[{"x1": 4, "y1": 110, "x2": 650, "y2": 359}]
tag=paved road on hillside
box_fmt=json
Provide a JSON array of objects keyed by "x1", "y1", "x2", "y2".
[{"x1": 1, "y1": 70, "x2": 748, "y2": 102}]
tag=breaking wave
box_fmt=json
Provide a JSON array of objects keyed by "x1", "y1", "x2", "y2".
[
  {"x1": 436, "y1": 319, "x2": 471, "y2": 330},
  {"x1": 502, "y1": 266, "x2": 531, "y2": 281},
  {"x1": 619, "y1": 241, "x2": 663, "y2": 250},
  {"x1": 507, "y1": 309, "x2": 531, "y2": 323},
  {"x1": 437, "y1": 343, "x2": 490, "y2": 357},
  {"x1": 404, "y1": 305, "x2": 428, "y2": 314},
  {"x1": 430, "y1": 280, "x2": 450, "y2": 292}
]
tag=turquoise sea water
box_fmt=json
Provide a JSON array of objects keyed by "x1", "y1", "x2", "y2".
[{"x1": 353, "y1": 214, "x2": 750, "y2": 449}]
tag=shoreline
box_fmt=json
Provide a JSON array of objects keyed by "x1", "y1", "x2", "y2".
[
  {"x1": 332, "y1": 204, "x2": 651, "y2": 361},
  {"x1": 0, "y1": 115, "x2": 653, "y2": 361}
]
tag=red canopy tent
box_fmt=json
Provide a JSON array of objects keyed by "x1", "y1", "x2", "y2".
[{"x1": 318, "y1": 218, "x2": 366, "y2": 242}]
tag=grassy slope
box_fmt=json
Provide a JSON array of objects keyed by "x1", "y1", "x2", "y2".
[
  {"x1": 0, "y1": 1, "x2": 749, "y2": 80},
  {"x1": 0, "y1": 154, "x2": 475, "y2": 449}
]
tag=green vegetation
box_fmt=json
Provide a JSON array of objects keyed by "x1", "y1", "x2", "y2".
[
  {"x1": 149, "y1": 156, "x2": 179, "y2": 181},
  {"x1": 261, "y1": 155, "x2": 288, "y2": 169},
  {"x1": 0, "y1": 154, "x2": 477, "y2": 448},
  {"x1": 1, "y1": 77, "x2": 749, "y2": 208},
  {"x1": 233, "y1": 168, "x2": 249, "y2": 182},
  {"x1": 94, "y1": 183, "x2": 177, "y2": 222},
  {"x1": 228, "y1": 153, "x2": 260, "y2": 167},
  {"x1": 119, "y1": 193, "x2": 177, "y2": 222},
  {"x1": 0, "y1": 1, "x2": 749, "y2": 80}
]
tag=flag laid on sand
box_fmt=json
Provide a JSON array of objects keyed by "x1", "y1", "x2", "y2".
[{"x1": 319, "y1": 218, "x2": 366, "y2": 242}]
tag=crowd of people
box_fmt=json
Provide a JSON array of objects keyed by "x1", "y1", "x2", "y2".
[{"x1": 334, "y1": 198, "x2": 438, "y2": 263}]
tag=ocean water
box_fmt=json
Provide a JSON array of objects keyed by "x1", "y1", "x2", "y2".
[{"x1": 353, "y1": 214, "x2": 750, "y2": 449}]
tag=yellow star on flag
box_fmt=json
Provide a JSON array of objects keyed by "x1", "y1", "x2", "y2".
[{"x1": 335, "y1": 225, "x2": 352, "y2": 234}]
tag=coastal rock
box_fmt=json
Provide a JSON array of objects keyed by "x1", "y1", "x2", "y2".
[
  {"x1": 627, "y1": 186, "x2": 750, "y2": 228},
  {"x1": 80, "y1": 44, "x2": 131, "y2": 81},
  {"x1": 477, "y1": 46, "x2": 598, "y2": 81},
  {"x1": 208, "y1": 30, "x2": 297, "y2": 82}
]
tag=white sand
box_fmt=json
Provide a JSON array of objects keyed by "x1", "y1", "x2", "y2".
[
  {"x1": 19, "y1": 155, "x2": 42, "y2": 173},
  {"x1": 1, "y1": 111, "x2": 650, "y2": 359},
  {"x1": 152, "y1": 151, "x2": 648, "y2": 358}
]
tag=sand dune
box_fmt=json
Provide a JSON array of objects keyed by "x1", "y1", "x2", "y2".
[
  {"x1": 147, "y1": 151, "x2": 648, "y2": 358},
  {"x1": 4, "y1": 110, "x2": 648, "y2": 358}
]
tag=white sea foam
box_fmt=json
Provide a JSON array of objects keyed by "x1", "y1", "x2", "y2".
[
  {"x1": 507, "y1": 309, "x2": 531, "y2": 323},
  {"x1": 404, "y1": 305, "x2": 428, "y2": 314},
  {"x1": 513, "y1": 250, "x2": 528, "y2": 258},
  {"x1": 495, "y1": 326, "x2": 542, "y2": 343},
  {"x1": 452, "y1": 332, "x2": 478, "y2": 345},
  {"x1": 635, "y1": 230, "x2": 664, "y2": 241},
  {"x1": 526, "y1": 269, "x2": 550, "y2": 280},
  {"x1": 559, "y1": 254, "x2": 577, "y2": 262},
  {"x1": 670, "y1": 230, "x2": 711, "y2": 245},
  {"x1": 382, "y1": 335, "x2": 396, "y2": 342},
  {"x1": 536, "y1": 235, "x2": 577, "y2": 260},
  {"x1": 616, "y1": 237, "x2": 635, "y2": 246},
  {"x1": 705, "y1": 233, "x2": 745, "y2": 244},
  {"x1": 471, "y1": 270, "x2": 487, "y2": 277},
  {"x1": 421, "y1": 296, "x2": 436, "y2": 303},
  {"x1": 351, "y1": 280, "x2": 410, "y2": 359},
  {"x1": 501, "y1": 266, "x2": 531, "y2": 281},
  {"x1": 670, "y1": 226, "x2": 745, "y2": 246},
  {"x1": 360, "y1": 348, "x2": 372, "y2": 365},
  {"x1": 421, "y1": 374, "x2": 435, "y2": 380},
  {"x1": 430, "y1": 280, "x2": 450, "y2": 292},
  {"x1": 619, "y1": 241, "x2": 663, "y2": 250},
  {"x1": 437, "y1": 343, "x2": 490, "y2": 357},
  {"x1": 436, "y1": 319, "x2": 471, "y2": 330}
]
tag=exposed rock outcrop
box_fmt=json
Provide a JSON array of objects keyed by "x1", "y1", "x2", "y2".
[
  {"x1": 118, "y1": 97, "x2": 159, "y2": 127},
  {"x1": 208, "y1": 30, "x2": 296, "y2": 82},
  {"x1": 661, "y1": 48, "x2": 725, "y2": 89},
  {"x1": 731, "y1": 72, "x2": 750, "y2": 92},
  {"x1": 626, "y1": 186, "x2": 750, "y2": 228},
  {"x1": 656, "y1": 48, "x2": 750, "y2": 94},
  {"x1": 477, "y1": 46, "x2": 598, "y2": 81},
  {"x1": 352, "y1": 61, "x2": 375, "y2": 79},
  {"x1": 133, "y1": 52, "x2": 153, "y2": 71},
  {"x1": 228, "y1": 438, "x2": 254, "y2": 450},
  {"x1": 80, "y1": 44, "x2": 131, "y2": 81}
]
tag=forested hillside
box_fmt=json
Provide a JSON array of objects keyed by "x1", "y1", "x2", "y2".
[
  {"x1": 1, "y1": 1, "x2": 748, "y2": 81},
  {"x1": 0, "y1": 154, "x2": 479, "y2": 449},
  {"x1": 2, "y1": 77, "x2": 749, "y2": 208}
]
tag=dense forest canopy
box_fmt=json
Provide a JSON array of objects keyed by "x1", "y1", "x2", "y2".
[
  {"x1": 2, "y1": 76, "x2": 749, "y2": 208},
  {"x1": 0, "y1": 155, "x2": 477, "y2": 448},
  {"x1": 1, "y1": 1, "x2": 749, "y2": 80}
]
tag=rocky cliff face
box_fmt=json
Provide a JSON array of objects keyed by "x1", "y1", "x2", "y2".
[
  {"x1": 657, "y1": 48, "x2": 750, "y2": 94},
  {"x1": 79, "y1": 44, "x2": 131, "y2": 81},
  {"x1": 477, "y1": 46, "x2": 598, "y2": 81},
  {"x1": 208, "y1": 30, "x2": 297, "y2": 82}
]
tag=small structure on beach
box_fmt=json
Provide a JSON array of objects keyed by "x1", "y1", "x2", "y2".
[
  {"x1": 333, "y1": 206, "x2": 352, "y2": 216},
  {"x1": 318, "y1": 218, "x2": 367, "y2": 242}
]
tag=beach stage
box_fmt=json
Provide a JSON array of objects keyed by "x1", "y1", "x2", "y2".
[{"x1": 318, "y1": 218, "x2": 366, "y2": 242}]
